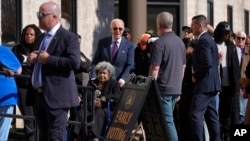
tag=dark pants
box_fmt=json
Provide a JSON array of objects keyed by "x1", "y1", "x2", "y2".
[
  {"x1": 18, "y1": 88, "x2": 35, "y2": 141},
  {"x1": 179, "y1": 85, "x2": 193, "y2": 141},
  {"x1": 35, "y1": 93, "x2": 68, "y2": 141},
  {"x1": 219, "y1": 86, "x2": 239, "y2": 141},
  {"x1": 190, "y1": 92, "x2": 220, "y2": 141}
]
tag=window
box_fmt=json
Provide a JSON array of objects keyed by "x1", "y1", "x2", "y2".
[
  {"x1": 227, "y1": 5, "x2": 233, "y2": 30},
  {"x1": 114, "y1": 0, "x2": 180, "y2": 36},
  {"x1": 61, "y1": 0, "x2": 77, "y2": 32},
  {"x1": 207, "y1": 0, "x2": 214, "y2": 26},
  {"x1": 147, "y1": 5, "x2": 180, "y2": 36},
  {"x1": 245, "y1": 10, "x2": 249, "y2": 35},
  {"x1": 148, "y1": 0, "x2": 180, "y2": 2},
  {"x1": 1, "y1": 0, "x2": 20, "y2": 47}
]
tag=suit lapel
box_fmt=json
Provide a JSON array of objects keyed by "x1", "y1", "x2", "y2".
[
  {"x1": 46, "y1": 29, "x2": 62, "y2": 54},
  {"x1": 105, "y1": 37, "x2": 112, "y2": 62}
]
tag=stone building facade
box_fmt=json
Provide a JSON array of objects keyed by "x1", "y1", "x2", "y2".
[{"x1": 1, "y1": 0, "x2": 250, "y2": 58}]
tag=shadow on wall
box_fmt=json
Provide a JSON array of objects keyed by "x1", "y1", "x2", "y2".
[{"x1": 91, "y1": 0, "x2": 114, "y2": 58}]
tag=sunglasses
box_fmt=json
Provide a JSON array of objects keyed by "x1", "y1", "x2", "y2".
[
  {"x1": 237, "y1": 37, "x2": 246, "y2": 40},
  {"x1": 37, "y1": 12, "x2": 53, "y2": 18},
  {"x1": 113, "y1": 27, "x2": 123, "y2": 31},
  {"x1": 184, "y1": 31, "x2": 191, "y2": 34}
]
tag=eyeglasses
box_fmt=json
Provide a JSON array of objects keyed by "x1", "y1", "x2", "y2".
[
  {"x1": 37, "y1": 12, "x2": 53, "y2": 18},
  {"x1": 237, "y1": 37, "x2": 246, "y2": 40},
  {"x1": 113, "y1": 27, "x2": 123, "y2": 31},
  {"x1": 184, "y1": 31, "x2": 191, "y2": 34}
]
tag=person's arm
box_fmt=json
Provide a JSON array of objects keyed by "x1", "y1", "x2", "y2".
[
  {"x1": 148, "y1": 64, "x2": 160, "y2": 79},
  {"x1": 0, "y1": 46, "x2": 22, "y2": 75},
  {"x1": 182, "y1": 64, "x2": 186, "y2": 79},
  {"x1": 193, "y1": 39, "x2": 212, "y2": 81},
  {"x1": 119, "y1": 41, "x2": 135, "y2": 87},
  {"x1": 1, "y1": 66, "x2": 22, "y2": 77}
]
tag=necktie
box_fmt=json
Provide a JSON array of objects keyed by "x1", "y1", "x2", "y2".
[
  {"x1": 112, "y1": 41, "x2": 118, "y2": 61},
  {"x1": 32, "y1": 33, "x2": 51, "y2": 88}
]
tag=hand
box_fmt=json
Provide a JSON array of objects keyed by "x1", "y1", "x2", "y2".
[
  {"x1": 27, "y1": 51, "x2": 39, "y2": 64},
  {"x1": 101, "y1": 96, "x2": 106, "y2": 102},
  {"x1": 176, "y1": 96, "x2": 180, "y2": 102},
  {"x1": 192, "y1": 76, "x2": 196, "y2": 83},
  {"x1": 186, "y1": 47, "x2": 193, "y2": 55},
  {"x1": 2, "y1": 67, "x2": 14, "y2": 77},
  {"x1": 78, "y1": 95, "x2": 82, "y2": 103},
  {"x1": 38, "y1": 51, "x2": 49, "y2": 64},
  {"x1": 95, "y1": 98, "x2": 102, "y2": 108},
  {"x1": 119, "y1": 79, "x2": 125, "y2": 87}
]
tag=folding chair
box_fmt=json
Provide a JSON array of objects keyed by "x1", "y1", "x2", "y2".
[{"x1": 130, "y1": 122, "x2": 146, "y2": 141}]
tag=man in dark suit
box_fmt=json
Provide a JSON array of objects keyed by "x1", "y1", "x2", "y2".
[
  {"x1": 27, "y1": 1, "x2": 80, "y2": 140},
  {"x1": 190, "y1": 15, "x2": 221, "y2": 141},
  {"x1": 90, "y1": 19, "x2": 135, "y2": 87}
]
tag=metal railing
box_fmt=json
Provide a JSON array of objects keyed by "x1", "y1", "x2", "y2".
[{"x1": 0, "y1": 71, "x2": 95, "y2": 141}]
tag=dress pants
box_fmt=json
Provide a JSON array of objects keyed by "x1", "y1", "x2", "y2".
[
  {"x1": 219, "y1": 86, "x2": 239, "y2": 141},
  {"x1": 35, "y1": 92, "x2": 68, "y2": 141},
  {"x1": 18, "y1": 88, "x2": 35, "y2": 141},
  {"x1": 190, "y1": 92, "x2": 220, "y2": 141}
]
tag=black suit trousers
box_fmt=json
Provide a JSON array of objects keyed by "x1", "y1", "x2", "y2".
[
  {"x1": 35, "y1": 93, "x2": 69, "y2": 141},
  {"x1": 190, "y1": 92, "x2": 220, "y2": 141}
]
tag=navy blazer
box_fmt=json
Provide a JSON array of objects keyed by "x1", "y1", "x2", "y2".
[
  {"x1": 192, "y1": 32, "x2": 221, "y2": 93},
  {"x1": 33, "y1": 26, "x2": 80, "y2": 109},
  {"x1": 91, "y1": 36, "x2": 134, "y2": 81}
]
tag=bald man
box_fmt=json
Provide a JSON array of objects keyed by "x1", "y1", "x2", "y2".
[{"x1": 27, "y1": 1, "x2": 80, "y2": 140}]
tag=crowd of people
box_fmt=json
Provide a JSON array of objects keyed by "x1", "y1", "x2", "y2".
[{"x1": 0, "y1": 1, "x2": 250, "y2": 141}]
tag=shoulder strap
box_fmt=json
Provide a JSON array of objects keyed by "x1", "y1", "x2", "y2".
[{"x1": 80, "y1": 52, "x2": 91, "y2": 62}]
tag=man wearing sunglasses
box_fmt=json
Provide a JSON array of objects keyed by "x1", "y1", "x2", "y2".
[
  {"x1": 91, "y1": 19, "x2": 134, "y2": 87},
  {"x1": 27, "y1": 1, "x2": 80, "y2": 141},
  {"x1": 236, "y1": 31, "x2": 249, "y2": 126}
]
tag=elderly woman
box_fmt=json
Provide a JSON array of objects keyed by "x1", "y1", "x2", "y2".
[{"x1": 71, "y1": 61, "x2": 121, "y2": 141}]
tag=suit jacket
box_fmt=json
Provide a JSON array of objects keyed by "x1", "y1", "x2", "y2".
[
  {"x1": 33, "y1": 26, "x2": 80, "y2": 109},
  {"x1": 192, "y1": 32, "x2": 221, "y2": 93},
  {"x1": 90, "y1": 36, "x2": 134, "y2": 81}
]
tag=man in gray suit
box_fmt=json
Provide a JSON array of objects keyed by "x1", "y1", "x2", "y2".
[
  {"x1": 90, "y1": 19, "x2": 134, "y2": 87},
  {"x1": 27, "y1": 1, "x2": 80, "y2": 140}
]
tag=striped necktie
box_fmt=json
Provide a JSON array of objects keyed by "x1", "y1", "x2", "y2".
[{"x1": 112, "y1": 41, "x2": 118, "y2": 61}]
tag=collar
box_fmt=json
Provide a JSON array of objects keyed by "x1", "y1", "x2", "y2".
[
  {"x1": 47, "y1": 23, "x2": 60, "y2": 36},
  {"x1": 197, "y1": 31, "x2": 207, "y2": 39},
  {"x1": 112, "y1": 38, "x2": 122, "y2": 43}
]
